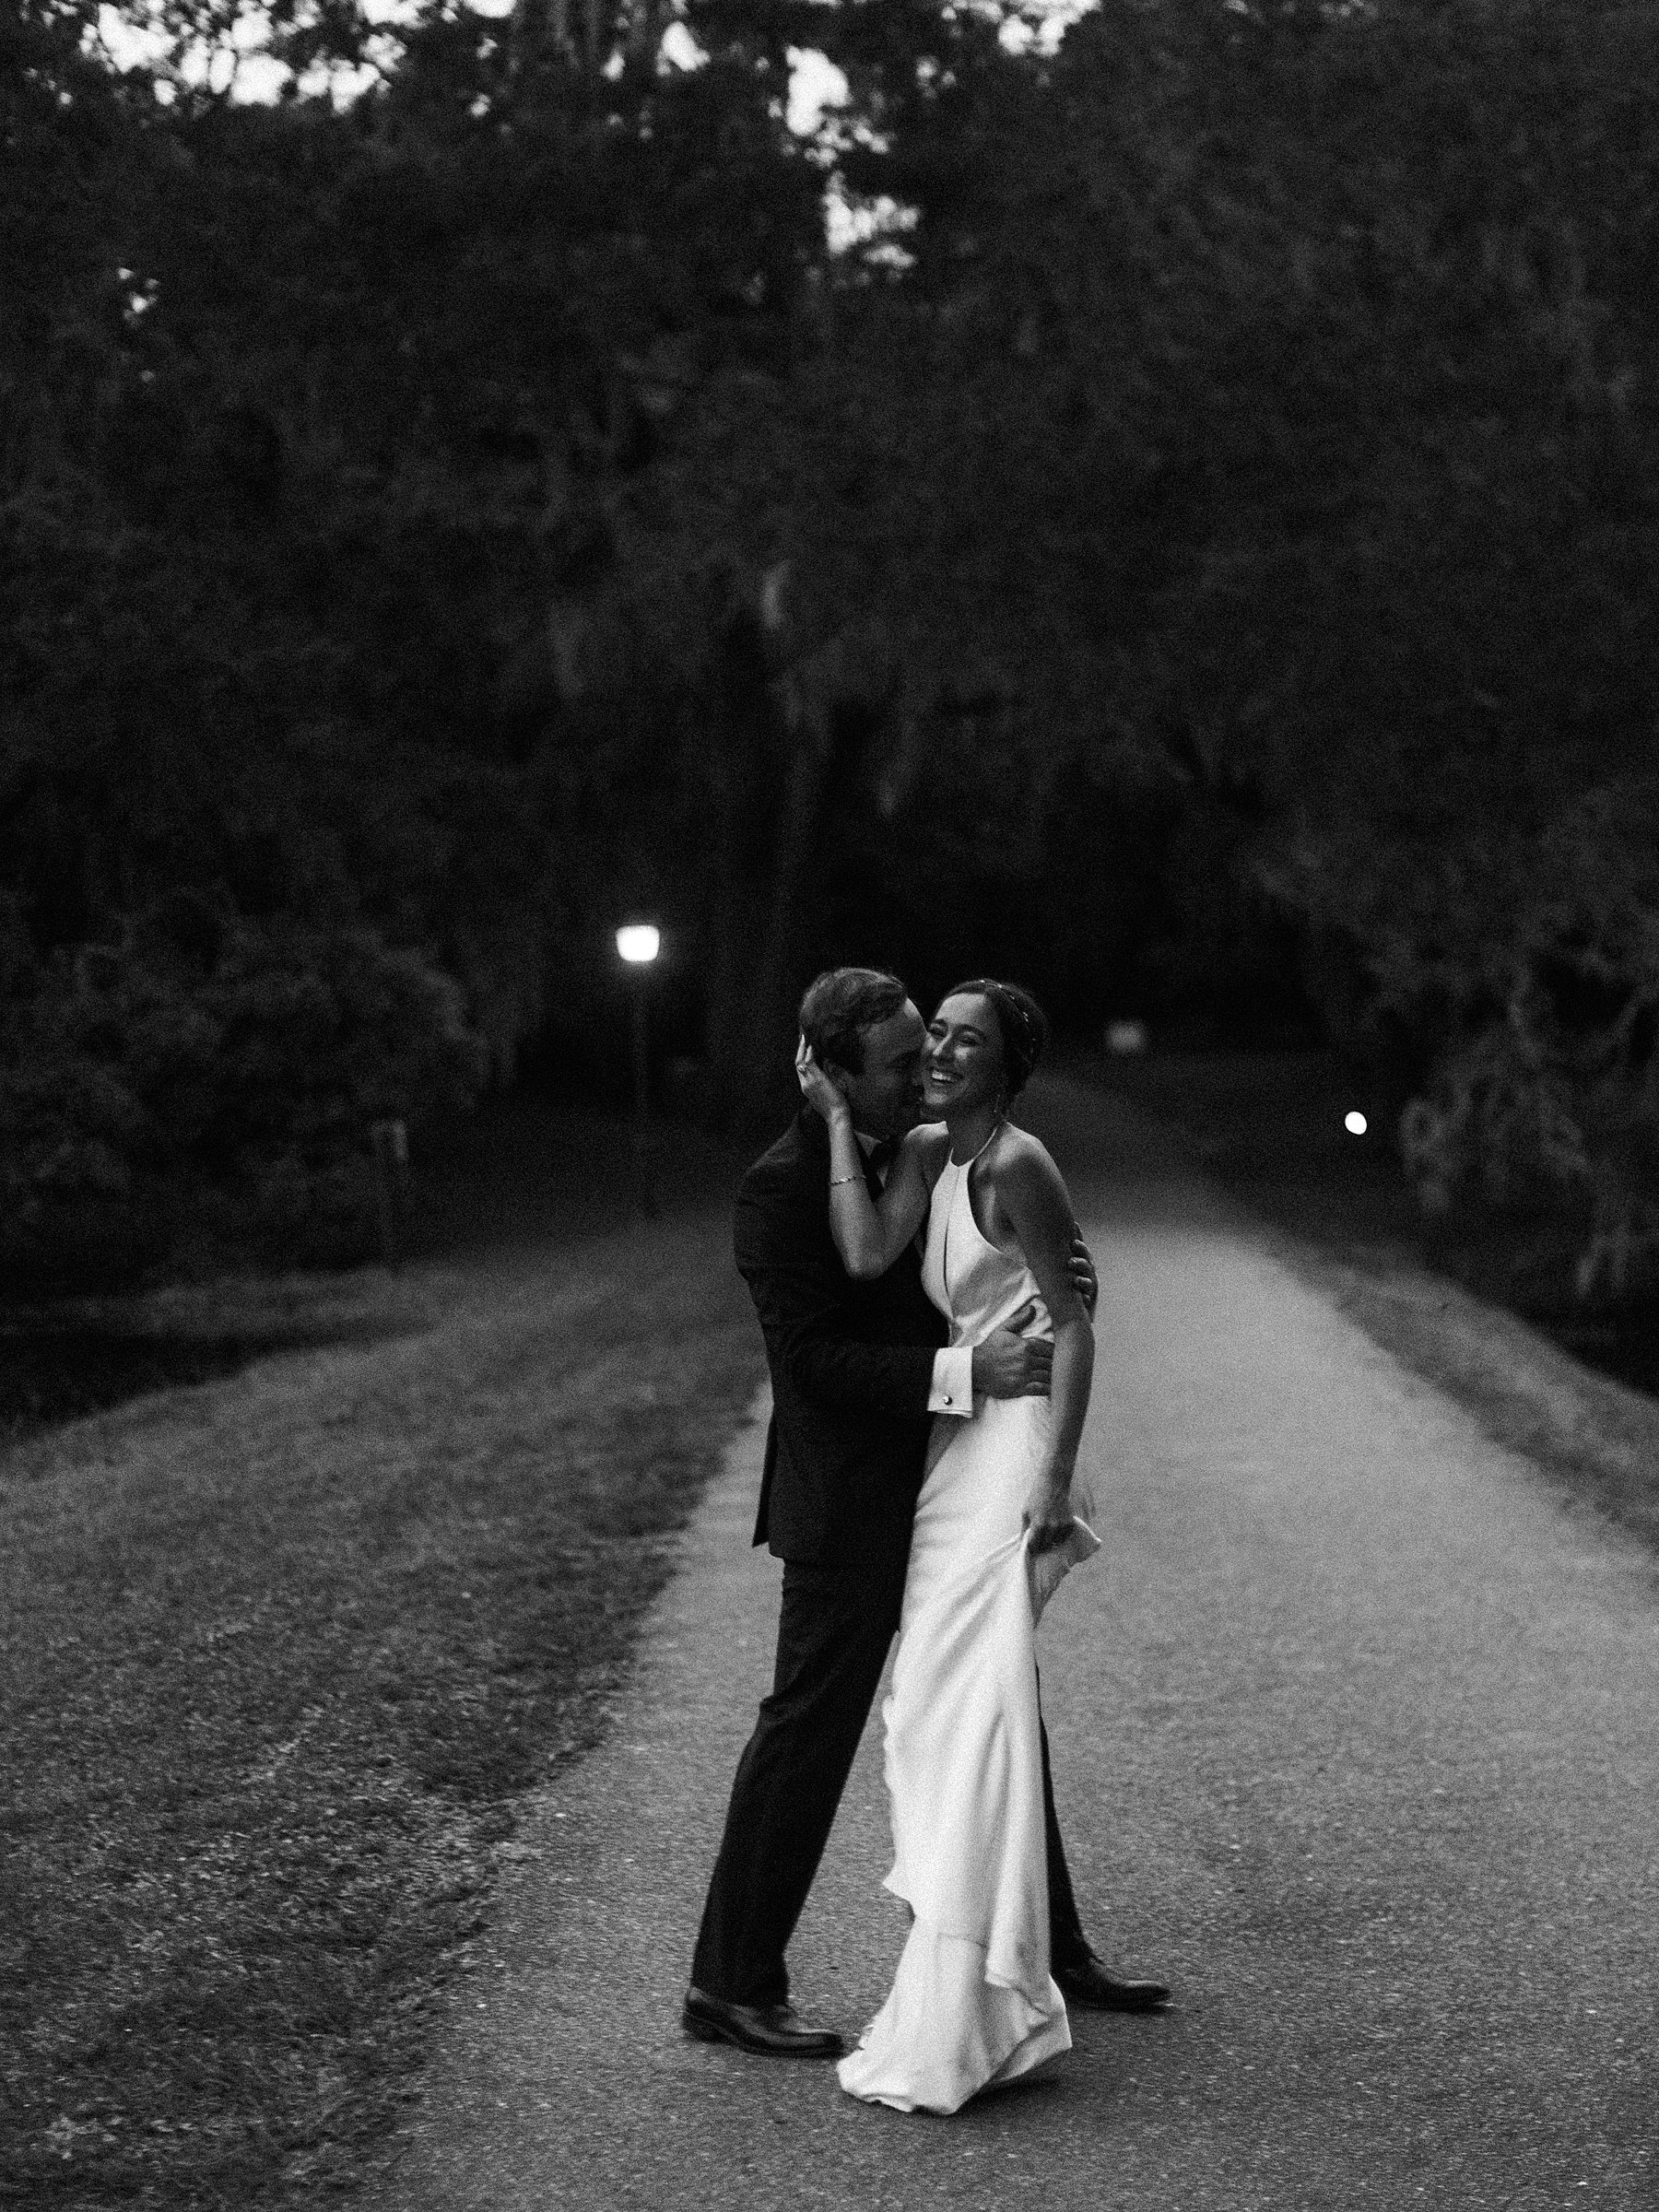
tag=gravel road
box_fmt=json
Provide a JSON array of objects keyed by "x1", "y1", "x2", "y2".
[{"x1": 369, "y1": 1078, "x2": 1658, "y2": 2211}]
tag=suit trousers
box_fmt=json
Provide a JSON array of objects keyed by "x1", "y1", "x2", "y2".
[{"x1": 691, "y1": 1549, "x2": 1091, "y2": 2007}]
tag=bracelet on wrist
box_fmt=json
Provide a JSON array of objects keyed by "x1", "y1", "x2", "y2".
[{"x1": 829, "y1": 1171, "x2": 861, "y2": 1188}]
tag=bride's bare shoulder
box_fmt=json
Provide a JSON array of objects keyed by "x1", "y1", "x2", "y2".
[
  {"x1": 988, "y1": 1122, "x2": 1065, "y2": 1194},
  {"x1": 989, "y1": 1120, "x2": 1055, "y2": 1168},
  {"x1": 903, "y1": 1124, "x2": 953, "y2": 1179}
]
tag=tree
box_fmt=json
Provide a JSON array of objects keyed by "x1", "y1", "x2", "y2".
[{"x1": 8, "y1": 0, "x2": 1659, "y2": 1295}]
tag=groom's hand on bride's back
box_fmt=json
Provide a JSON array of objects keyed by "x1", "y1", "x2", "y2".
[
  {"x1": 1068, "y1": 1232, "x2": 1099, "y2": 1319},
  {"x1": 971, "y1": 1306, "x2": 1054, "y2": 1398}
]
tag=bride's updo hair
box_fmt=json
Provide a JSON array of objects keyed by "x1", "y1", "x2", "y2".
[{"x1": 944, "y1": 979, "x2": 1049, "y2": 1101}]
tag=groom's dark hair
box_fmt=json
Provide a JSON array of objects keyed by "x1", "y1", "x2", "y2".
[{"x1": 799, "y1": 968, "x2": 909, "y2": 1074}]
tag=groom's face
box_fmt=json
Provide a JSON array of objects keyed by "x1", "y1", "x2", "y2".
[{"x1": 839, "y1": 1000, "x2": 928, "y2": 1143}]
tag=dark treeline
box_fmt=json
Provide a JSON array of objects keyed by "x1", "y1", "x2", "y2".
[{"x1": 3, "y1": 0, "x2": 1657, "y2": 1302}]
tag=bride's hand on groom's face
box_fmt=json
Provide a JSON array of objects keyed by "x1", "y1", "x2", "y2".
[{"x1": 795, "y1": 1036, "x2": 850, "y2": 1125}]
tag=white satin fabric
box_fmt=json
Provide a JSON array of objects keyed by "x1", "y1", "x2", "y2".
[{"x1": 838, "y1": 1139, "x2": 1099, "y2": 2114}]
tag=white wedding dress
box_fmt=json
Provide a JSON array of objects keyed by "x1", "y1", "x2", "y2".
[{"x1": 837, "y1": 1135, "x2": 1100, "y2": 2114}]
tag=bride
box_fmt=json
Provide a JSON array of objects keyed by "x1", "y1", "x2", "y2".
[{"x1": 796, "y1": 978, "x2": 1099, "y2": 2115}]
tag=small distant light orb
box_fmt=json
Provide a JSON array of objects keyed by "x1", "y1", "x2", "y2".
[
  {"x1": 617, "y1": 924, "x2": 661, "y2": 965},
  {"x1": 1345, "y1": 1110, "x2": 1368, "y2": 1136}
]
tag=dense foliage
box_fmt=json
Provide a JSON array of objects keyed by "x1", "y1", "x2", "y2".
[
  {"x1": 807, "y1": 0, "x2": 1659, "y2": 1303},
  {"x1": 2, "y1": 0, "x2": 826, "y2": 1279},
  {"x1": 4, "y1": 0, "x2": 1657, "y2": 1299}
]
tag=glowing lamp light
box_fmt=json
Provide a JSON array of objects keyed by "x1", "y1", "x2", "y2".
[
  {"x1": 616, "y1": 924, "x2": 661, "y2": 965},
  {"x1": 1345, "y1": 1111, "x2": 1369, "y2": 1136}
]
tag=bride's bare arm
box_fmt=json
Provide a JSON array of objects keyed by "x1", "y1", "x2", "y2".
[
  {"x1": 795, "y1": 1046, "x2": 935, "y2": 1277},
  {"x1": 993, "y1": 1135, "x2": 1095, "y2": 1549},
  {"x1": 832, "y1": 1125, "x2": 936, "y2": 1278}
]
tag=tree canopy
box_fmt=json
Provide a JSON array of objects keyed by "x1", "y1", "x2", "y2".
[{"x1": 4, "y1": 0, "x2": 1657, "y2": 1298}]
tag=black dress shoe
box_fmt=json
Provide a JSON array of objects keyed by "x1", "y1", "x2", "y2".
[
  {"x1": 1054, "y1": 1954, "x2": 1171, "y2": 2012},
  {"x1": 683, "y1": 1986, "x2": 845, "y2": 2059}
]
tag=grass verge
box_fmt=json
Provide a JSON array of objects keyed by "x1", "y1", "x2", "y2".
[{"x1": 0, "y1": 1112, "x2": 763, "y2": 2208}]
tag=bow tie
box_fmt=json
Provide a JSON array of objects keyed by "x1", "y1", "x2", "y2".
[{"x1": 865, "y1": 1138, "x2": 898, "y2": 1180}]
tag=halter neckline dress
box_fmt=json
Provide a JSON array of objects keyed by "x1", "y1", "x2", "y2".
[{"x1": 836, "y1": 1128, "x2": 1100, "y2": 2114}]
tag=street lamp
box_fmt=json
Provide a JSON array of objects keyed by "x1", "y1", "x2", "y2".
[{"x1": 617, "y1": 924, "x2": 661, "y2": 1218}]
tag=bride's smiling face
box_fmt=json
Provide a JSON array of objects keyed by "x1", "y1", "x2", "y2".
[{"x1": 923, "y1": 994, "x2": 1006, "y2": 1115}]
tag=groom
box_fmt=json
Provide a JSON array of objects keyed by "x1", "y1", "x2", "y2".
[{"x1": 685, "y1": 966, "x2": 1169, "y2": 2057}]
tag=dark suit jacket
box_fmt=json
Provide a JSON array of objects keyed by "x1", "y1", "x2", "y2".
[{"x1": 734, "y1": 1110, "x2": 948, "y2": 1567}]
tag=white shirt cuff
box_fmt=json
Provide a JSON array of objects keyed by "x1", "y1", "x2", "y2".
[{"x1": 927, "y1": 1346, "x2": 974, "y2": 1418}]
